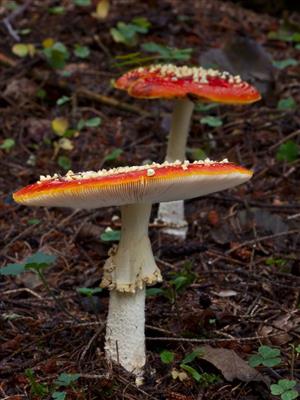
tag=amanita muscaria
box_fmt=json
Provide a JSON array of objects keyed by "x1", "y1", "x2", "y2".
[
  {"x1": 13, "y1": 159, "x2": 252, "y2": 377},
  {"x1": 115, "y1": 64, "x2": 261, "y2": 238}
]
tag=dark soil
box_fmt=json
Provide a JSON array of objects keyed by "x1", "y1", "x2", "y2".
[{"x1": 0, "y1": 0, "x2": 299, "y2": 399}]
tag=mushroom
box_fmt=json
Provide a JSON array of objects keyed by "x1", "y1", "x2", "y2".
[
  {"x1": 13, "y1": 159, "x2": 252, "y2": 377},
  {"x1": 115, "y1": 64, "x2": 261, "y2": 238}
]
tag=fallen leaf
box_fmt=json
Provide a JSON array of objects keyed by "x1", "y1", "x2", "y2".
[
  {"x1": 215, "y1": 290, "x2": 238, "y2": 297},
  {"x1": 199, "y1": 345, "x2": 266, "y2": 383},
  {"x1": 93, "y1": 0, "x2": 109, "y2": 19},
  {"x1": 51, "y1": 117, "x2": 69, "y2": 136}
]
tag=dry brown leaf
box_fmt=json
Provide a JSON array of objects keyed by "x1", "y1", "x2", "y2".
[{"x1": 199, "y1": 345, "x2": 265, "y2": 383}]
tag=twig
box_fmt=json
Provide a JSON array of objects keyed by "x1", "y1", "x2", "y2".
[
  {"x1": 2, "y1": 287, "x2": 42, "y2": 299},
  {"x1": 226, "y1": 229, "x2": 300, "y2": 255},
  {"x1": 76, "y1": 88, "x2": 151, "y2": 117},
  {"x1": 2, "y1": 0, "x2": 31, "y2": 42},
  {"x1": 146, "y1": 332, "x2": 282, "y2": 343},
  {"x1": 79, "y1": 325, "x2": 105, "y2": 362}
]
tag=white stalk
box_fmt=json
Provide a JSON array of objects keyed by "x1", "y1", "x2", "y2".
[
  {"x1": 101, "y1": 203, "x2": 162, "y2": 293},
  {"x1": 105, "y1": 288, "x2": 145, "y2": 376},
  {"x1": 157, "y1": 98, "x2": 194, "y2": 238}
]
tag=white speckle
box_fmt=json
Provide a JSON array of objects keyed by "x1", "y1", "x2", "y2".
[{"x1": 147, "y1": 168, "x2": 155, "y2": 177}]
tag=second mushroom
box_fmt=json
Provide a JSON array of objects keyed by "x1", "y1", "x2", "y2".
[{"x1": 115, "y1": 64, "x2": 261, "y2": 238}]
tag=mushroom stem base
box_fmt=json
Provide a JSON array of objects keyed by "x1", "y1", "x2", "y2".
[
  {"x1": 156, "y1": 200, "x2": 188, "y2": 239},
  {"x1": 101, "y1": 203, "x2": 162, "y2": 293},
  {"x1": 105, "y1": 288, "x2": 146, "y2": 375}
]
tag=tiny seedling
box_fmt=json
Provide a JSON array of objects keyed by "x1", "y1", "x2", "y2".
[
  {"x1": 103, "y1": 148, "x2": 123, "y2": 163},
  {"x1": 100, "y1": 228, "x2": 121, "y2": 242},
  {"x1": 277, "y1": 97, "x2": 296, "y2": 111},
  {"x1": 270, "y1": 379, "x2": 299, "y2": 400},
  {"x1": 200, "y1": 116, "x2": 223, "y2": 128},
  {"x1": 0, "y1": 138, "x2": 15, "y2": 152},
  {"x1": 160, "y1": 350, "x2": 175, "y2": 364},
  {"x1": 77, "y1": 117, "x2": 102, "y2": 130},
  {"x1": 74, "y1": 44, "x2": 90, "y2": 59},
  {"x1": 73, "y1": 0, "x2": 91, "y2": 6},
  {"x1": 110, "y1": 17, "x2": 151, "y2": 46},
  {"x1": 141, "y1": 42, "x2": 192, "y2": 61},
  {"x1": 273, "y1": 58, "x2": 298, "y2": 70},
  {"x1": 58, "y1": 155, "x2": 72, "y2": 171},
  {"x1": 43, "y1": 42, "x2": 70, "y2": 69},
  {"x1": 77, "y1": 287, "x2": 103, "y2": 297},
  {"x1": 276, "y1": 140, "x2": 299, "y2": 163},
  {"x1": 249, "y1": 345, "x2": 281, "y2": 368},
  {"x1": 25, "y1": 369, "x2": 49, "y2": 397},
  {"x1": 57, "y1": 96, "x2": 71, "y2": 106}
]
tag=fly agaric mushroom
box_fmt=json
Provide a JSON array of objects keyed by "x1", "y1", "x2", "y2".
[
  {"x1": 115, "y1": 64, "x2": 261, "y2": 238},
  {"x1": 13, "y1": 159, "x2": 252, "y2": 377}
]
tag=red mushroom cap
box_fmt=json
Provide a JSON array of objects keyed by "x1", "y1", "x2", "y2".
[
  {"x1": 115, "y1": 64, "x2": 261, "y2": 104},
  {"x1": 13, "y1": 160, "x2": 252, "y2": 209}
]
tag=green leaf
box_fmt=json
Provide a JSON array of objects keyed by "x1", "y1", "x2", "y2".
[
  {"x1": 85, "y1": 117, "x2": 102, "y2": 127},
  {"x1": 25, "y1": 369, "x2": 49, "y2": 396},
  {"x1": 248, "y1": 354, "x2": 263, "y2": 367},
  {"x1": 103, "y1": 148, "x2": 123, "y2": 162},
  {"x1": 0, "y1": 138, "x2": 15, "y2": 151},
  {"x1": 0, "y1": 263, "x2": 26, "y2": 276},
  {"x1": 265, "y1": 257, "x2": 287, "y2": 267},
  {"x1": 263, "y1": 357, "x2": 281, "y2": 367},
  {"x1": 200, "y1": 116, "x2": 223, "y2": 127},
  {"x1": 277, "y1": 97, "x2": 296, "y2": 110},
  {"x1": 100, "y1": 229, "x2": 121, "y2": 242},
  {"x1": 282, "y1": 391, "x2": 299, "y2": 400},
  {"x1": 186, "y1": 147, "x2": 207, "y2": 161},
  {"x1": 27, "y1": 218, "x2": 41, "y2": 225},
  {"x1": 54, "y1": 373, "x2": 80, "y2": 387},
  {"x1": 12, "y1": 43, "x2": 29, "y2": 57},
  {"x1": 295, "y1": 345, "x2": 300, "y2": 354},
  {"x1": 146, "y1": 288, "x2": 164, "y2": 297},
  {"x1": 195, "y1": 103, "x2": 219, "y2": 112},
  {"x1": 25, "y1": 252, "x2": 57, "y2": 271},
  {"x1": 73, "y1": 0, "x2": 91, "y2": 5},
  {"x1": 77, "y1": 119, "x2": 86, "y2": 131},
  {"x1": 48, "y1": 6, "x2": 65, "y2": 15},
  {"x1": 43, "y1": 42, "x2": 70, "y2": 69},
  {"x1": 57, "y1": 96, "x2": 71, "y2": 106},
  {"x1": 171, "y1": 276, "x2": 189, "y2": 291},
  {"x1": 141, "y1": 42, "x2": 192, "y2": 61},
  {"x1": 160, "y1": 350, "x2": 174, "y2": 364},
  {"x1": 77, "y1": 287, "x2": 103, "y2": 297},
  {"x1": 180, "y1": 364, "x2": 201, "y2": 382},
  {"x1": 74, "y1": 44, "x2": 90, "y2": 59},
  {"x1": 182, "y1": 348, "x2": 203, "y2": 364},
  {"x1": 52, "y1": 392, "x2": 66, "y2": 400},
  {"x1": 258, "y1": 345, "x2": 280, "y2": 359},
  {"x1": 58, "y1": 155, "x2": 72, "y2": 171},
  {"x1": 273, "y1": 58, "x2": 298, "y2": 69},
  {"x1": 271, "y1": 384, "x2": 286, "y2": 395},
  {"x1": 276, "y1": 140, "x2": 299, "y2": 163},
  {"x1": 278, "y1": 380, "x2": 297, "y2": 391}
]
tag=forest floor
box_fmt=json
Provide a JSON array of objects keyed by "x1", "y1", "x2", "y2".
[{"x1": 0, "y1": 0, "x2": 299, "y2": 399}]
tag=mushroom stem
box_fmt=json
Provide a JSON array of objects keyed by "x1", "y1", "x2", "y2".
[
  {"x1": 105, "y1": 288, "x2": 146, "y2": 375},
  {"x1": 101, "y1": 203, "x2": 162, "y2": 292},
  {"x1": 166, "y1": 98, "x2": 194, "y2": 162},
  {"x1": 158, "y1": 98, "x2": 194, "y2": 238}
]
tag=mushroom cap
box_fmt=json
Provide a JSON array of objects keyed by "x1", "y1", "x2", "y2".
[
  {"x1": 13, "y1": 160, "x2": 252, "y2": 209},
  {"x1": 115, "y1": 64, "x2": 261, "y2": 104}
]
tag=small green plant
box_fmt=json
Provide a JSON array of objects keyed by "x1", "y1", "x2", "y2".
[
  {"x1": 77, "y1": 117, "x2": 102, "y2": 130},
  {"x1": 265, "y1": 257, "x2": 287, "y2": 267},
  {"x1": 73, "y1": 0, "x2": 91, "y2": 6},
  {"x1": 58, "y1": 155, "x2": 72, "y2": 171},
  {"x1": 103, "y1": 148, "x2": 123, "y2": 163},
  {"x1": 111, "y1": 17, "x2": 151, "y2": 46},
  {"x1": 160, "y1": 350, "x2": 175, "y2": 364},
  {"x1": 200, "y1": 116, "x2": 223, "y2": 128},
  {"x1": 100, "y1": 228, "x2": 121, "y2": 242},
  {"x1": 271, "y1": 379, "x2": 299, "y2": 400},
  {"x1": 77, "y1": 287, "x2": 103, "y2": 297},
  {"x1": 141, "y1": 42, "x2": 192, "y2": 61},
  {"x1": 43, "y1": 42, "x2": 70, "y2": 69},
  {"x1": 276, "y1": 140, "x2": 299, "y2": 163},
  {"x1": 57, "y1": 96, "x2": 71, "y2": 106},
  {"x1": 249, "y1": 345, "x2": 281, "y2": 367},
  {"x1": 25, "y1": 369, "x2": 48, "y2": 397},
  {"x1": 273, "y1": 58, "x2": 298, "y2": 70},
  {"x1": 74, "y1": 44, "x2": 90, "y2": 59},
  {"x1": 277, "y1": 97, "x2": 296, "y2": 111},
  {"x1": 0, "y1": 138, "x2": 15, "y2": 152}
]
